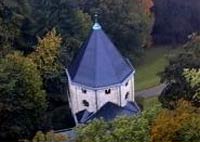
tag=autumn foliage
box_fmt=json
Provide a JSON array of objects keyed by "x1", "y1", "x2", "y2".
[
  {"x1": 151, "y1": 100, "x2": 200, "y2": 142},
  {"x1": 29, "y1": 29, "x2": 62, "y2": 80}
]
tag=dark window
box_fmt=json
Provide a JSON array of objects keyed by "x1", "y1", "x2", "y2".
[
  {"x1": 125, "y1": 81, "x2": 129, "y2": 86},
  {"x1": 82, "y1": 89, "x2": 87, "y2": 94},
  {"x1": 105, "y1": 89, "x2": 111, "y2": 94},
  {"x1": 125, "y1": 92, "x2": 130, "y2": 99},
  {"x1": 82, "y1": 100, "x2": 89, "y2": 107}
]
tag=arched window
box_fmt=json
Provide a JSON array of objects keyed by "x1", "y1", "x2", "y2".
[
  {"x1": 125, "y1": 92, "x2": 130, "y2": 100},
  {"x1": 105, "y1": 89, "x2": 111, "y2": 94},
  {"x1": 82, "y1": 100, "x2": 89, "y2": 107},
  {"x1": 125, "y1": 81, "x2": 129, "y2": 86},
  {"x1": 82, "y1": 88, "x2": 87, "y2": 94}
]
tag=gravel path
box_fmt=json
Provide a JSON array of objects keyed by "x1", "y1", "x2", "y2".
[{"x1": 135, "y1": 84, "x2": 166, "y2": 98}]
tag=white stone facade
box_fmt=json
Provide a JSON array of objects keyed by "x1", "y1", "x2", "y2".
[{"x1": 67, "y1": 70, "x2": 135, "y2": 115}]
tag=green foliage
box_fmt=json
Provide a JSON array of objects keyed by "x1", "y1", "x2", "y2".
[
  {"x1": 20, "y1": 131, "x2": 68, "y2": 142},
  {"x1": 29, "y1": 28, "x2": 66, "y2": 96},
  {"x1": 159, "y1": 35, "x2": 200, "y2": 109},
  {"x1": 4, "y1": 0, "x2": 31, "y2": 17},
  {"x1": 112, "y1": 116, "x2": 150, "y2": 142},
  {"x1": 28, "y1": 29, "x2": 74, "y2": 131},
  {"x1": 0, "y1": 52, "x2": 47, "y2": 140},
  {"x1": 28, "y1": 1, "x2": 92, "y2": 65},
  {"x1": 0, "y1": 1, "x2": 21, "y2": 56},
  {"x1": 32, "y1": 130, "x2": 68, "y2": 142},
  {"x1": 76, "y1": 105, "x2": 161, "y2": 142},
  {"x1": 0, "y1": 0, "x2": 34, "y2": 53},
  {"x1": 60, "y1": 37, "x2": 81, "y2": 67},
  {"x1": 76, "y1": 119, "x2": 110, "y2": 142},
  {"x1": 0, "y1": 0, "x2": 92, "y2": 55},
  {"x1": 29, "y1": 0, "x2": 91, "y2": 42},
  {"x1": 183, "y1": 69, "x2": 200, "y2": 100}
]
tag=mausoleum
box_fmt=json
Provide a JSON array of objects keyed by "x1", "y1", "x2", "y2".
[{"x1": 66, "y1": 18, "x2": 140, "y2": 124}]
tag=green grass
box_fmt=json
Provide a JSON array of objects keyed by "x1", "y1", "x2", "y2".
[
  {"x1": 136, "y1": 96, "x2": 160, "y2": 110},
  {"x1": 142, "y1": 96, "x2": 160, "y2": 110},
  {"x1": 134, "y1": 47, "x2": 182, "y2": 91}
]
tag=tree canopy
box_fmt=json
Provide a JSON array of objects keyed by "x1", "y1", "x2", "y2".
[
  {"x1": 29, "y1": 29, "x2": 62, "y2": 80},
  {"x1": 151, "y1": 100, "x2": 200, "y2": 142},
  {"x1": 0, "y1": 53, "x2": 47, "y2": 140},
  {"x1": 159, "y1": 35, "x2": 200, "y2": 109},
  {"x1": 31, "y1": 130, "x2": 68, "y2": 142},
  {"x1": 76, "y1": 104, "x2": 161, "y2": 142}
]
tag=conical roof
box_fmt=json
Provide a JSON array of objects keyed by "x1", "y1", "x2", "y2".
[{"x1": 68, "y1": 22, "x2": 134, "y2": 88}]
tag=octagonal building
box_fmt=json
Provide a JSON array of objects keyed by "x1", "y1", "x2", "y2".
[{"x1": 66, "y1": 20, "x2": 140, "y2": 124}]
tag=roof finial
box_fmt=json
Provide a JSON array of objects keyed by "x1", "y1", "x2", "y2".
[
  {"x1": 95, "y1": 13, "x2": 98, "y2": 23},
  {"x1": 93, "y1": 12, "x2": 101, "y2": 30}
]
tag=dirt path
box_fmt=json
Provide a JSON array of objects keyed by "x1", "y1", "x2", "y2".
[{"x1": 136, "y1": 84, "x2": 166, "y2": 98}]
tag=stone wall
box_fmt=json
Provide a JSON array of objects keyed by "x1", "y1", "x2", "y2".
[{"x1": 68, "y1": 73, "x2": 135, "y2": 114}]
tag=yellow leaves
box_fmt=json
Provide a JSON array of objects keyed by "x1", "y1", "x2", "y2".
[
  {"x1": 151, "y1": 111, "x2": 181, "y2": 142},
  {"x1": 183, "y1": 68, "x2": 200, "y2": 87},
  {"x1": 37, "y1": 28, "x2": 62, "y2": 51},
  {"x1": 29, "y1": 28, "x2": 62, "y2": 79},
  {"x1": 150, "y1": 100, "x2": 199, "y2": 142},
  {"x1": 183, "y1": 68, "x2": 200, "y2": 98}
]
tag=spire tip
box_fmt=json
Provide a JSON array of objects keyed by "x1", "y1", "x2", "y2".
[
  {"x1": 93, "y1": 13, "x2": 101, "y2": 30},
  {"x1": 94, "y1": 13, "x2": 98, "y2": 23}
]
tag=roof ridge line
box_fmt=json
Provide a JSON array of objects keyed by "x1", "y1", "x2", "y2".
[
  {"x1": 102, "y1": 32, "x2": 121, "y2": 81},
  {"x1": 94, "y1": 30, "x2": 98, "y2": 87}
]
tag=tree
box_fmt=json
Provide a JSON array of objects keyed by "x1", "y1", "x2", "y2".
[
  {"x1": 28, "y1": 29, "x2": 75, "y2": 131},
  {"x1": 0, "y1": 0, "x2": 21, "y2": 57},
  {"x1": 60, "y1": 37, "x2": 81, "y2": 67},
  {"x1": 159, "y1": 35, "x2": 200, "y2": 109},
  {"x1": 30, "y1": 0, "x2": 92, "y2": 66},
  {"x1": 0, "y1": 0, "x2": 34, "y2": 54},
  {"x1": 28, "y1": 28, "x2": 66, "y2": 100},
  {"x1": 177, "y1": 113, "x2": 200, "y2": 142},
  {"x1": 28, "y1": 28, "x2": 63, "y2": 99},
  {"x1": 31, "y1": 130, "x2": 68, "y2": 142},
  {"x1": 183, "y1": 69, "x2": 200, "y2": 105},
  {"x1": 0, "y1": 52, "x2": 47, "y2": 140},
  {"x1": 0, "y1": 0, "x2": 91, "y2": 56},
  {"x1": 29, "y1": 29, "x2": 62, "y2": 81},
  {"x1": 151, "y1": 100, "x2": 200, "y2": 142},
  {"x1": 76, "y1": 119, "x2": 110, "y2": 142},
  {"x1": 111, "y1": 116, "x2": 150, "y2": 142},
  {"x1": 76, "y1": 104, "x2": 161, "y2": 142},
  {"x1": 29, "y1": 0, "x2": 91, "y2": 42}
]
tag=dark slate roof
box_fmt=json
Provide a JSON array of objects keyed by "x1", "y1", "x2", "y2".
[
  {"x1": 68, "y1": 22, "x2": 134, "y2": 88},
  {"x1": 76, "y1": 110, "x2": 93, "y2": 123},
  {"x1": 76, "y1": 101, "x2": 140, "y2": 123},
  {"x1": 124, "y1": 101, "x2": 140, "y2": 112}
]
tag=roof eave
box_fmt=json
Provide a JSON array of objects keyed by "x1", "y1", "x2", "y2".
[{"x1": 66, "y1": 69, "x2": 135, "y2": 90}]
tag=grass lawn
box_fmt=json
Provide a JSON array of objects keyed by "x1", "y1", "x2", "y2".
[
  {"x1": 136, "y1": 95, "x2": 160, "y2": 110},
  {"x1": 134, "y1": 47, "x2": 182, "y2": 91},
  {"x1": 142, "y1": 96, "x2": 160, "y2": 110}
]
